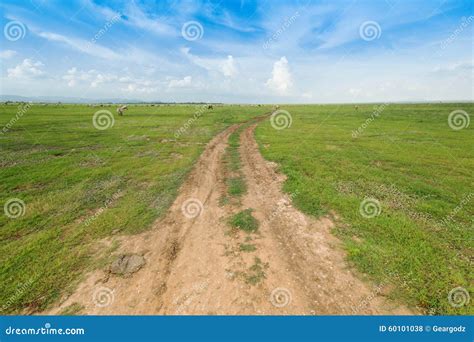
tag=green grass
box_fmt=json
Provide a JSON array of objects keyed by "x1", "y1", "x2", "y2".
[
  {"x1": 58, "y1": 302, "x2": 84, "y2": 315},
  {"x1": 239, "y1": 243, "x2": 257, "y2": 252},
  {"x1": 223, "y1": 125, "x2": 248, "y2": 200},
  {"x1": 0, "y1": 103, "x2": 269, "y2": 313},
  {"x1": 227, "y1": 178, "x2": 247, "y2": 197},
  {"x1": 255, "y1": 103, "x2": 473, "y2": 315},
  {"x1": 226, "y1": 127, "x2": 243, "y2": 172},
  {"x1": 244, "y1": 257, "x2": 268, "y2": 285},
  {"x1": 229, "y1": 209, "x2": 259, "y2": 233}
]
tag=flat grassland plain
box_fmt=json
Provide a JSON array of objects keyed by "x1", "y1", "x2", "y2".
[
  {"x1": 0, "y1": 104, "x2": 267, "y2": 313},
  {"x1": 0, "y1": 103, "x2": 472, "y2": 315},
  {"x1": 255, "y1": 103, "x2": 473, "y2": 315}
]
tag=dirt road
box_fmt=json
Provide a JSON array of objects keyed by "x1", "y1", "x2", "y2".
[{"x1": 47, "y1": 118, "x2": 413, "y2": 315}]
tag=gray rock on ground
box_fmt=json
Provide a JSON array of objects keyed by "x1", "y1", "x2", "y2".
[{"x1": 110, "y1": 254, "x2": 146, "y2": 275}]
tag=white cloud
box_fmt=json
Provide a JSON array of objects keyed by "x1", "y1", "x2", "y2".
[
  {"x1": 181, "y1": 47, "x2": 211, "y2": 70},
  {"x1": 124, "y1": 83, "x2": 159, "y2": 94},
  {"x1": 168, "y1": 76, "x2": 192, "y2": 88},
  {"x1": 63, "y1": 68, "x2": 78, "y2": 87},
  {"x1": 62, "y1": 67, "x2": 120, "y2": 88},
  {"x1": 63, "y1": 67, "x2": 91, "y2": 87},
  {"x1": 265, "y1": 56, "x2": 293, "y2": 95},
  {"x1": 120, "y1": 77, "x2": 162, "y2": 94},
  {"x1": 31, "y1": 26, "x2": 161, "y2": 65},
  {"x1": 0, "y1": 50, "x2": 17, "y2": 59},
  {"x1": 202, "y1": 7, "x2": 257, "y2": 33},
  {"x1": 124, "y1": 2, "x2": 175, "y2": 36},
  {"x1": 220, "y1": 55, "x2": 238, "y2": 78},
  {"x1": 36, "y1": 31, "x2": 121, "y2": 60},
  {"x1": 432, "y1": 61, "x2": 474, "y2": 73},
  {"x1": 349, "y1": 87, "x2": 362, "y2": 95},
  {"x1": 83, "y1": 0, "x2": 122, "y2": 21},
  {"x1": 8, "y1": 59, "x2": 45, "y2": 79},
  {"x1": 182, "y1": 48, "x2": 238, "y2": 78},
  {"x1": 118, "y1": 76, "x2": 132, "y2": 83},
  {"x1": 62, "y1": 67, "x2": 163, "y2": 94},
  {"x1": 91, "y1": 73, "x2": 117, "y2": 88},
  {"x1": 122, "y1": 81, "x2": 160, "y2": 94}
]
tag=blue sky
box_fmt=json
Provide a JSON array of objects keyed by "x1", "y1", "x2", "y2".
[{"x1": 0, "y1": 0, "x2": 472, "y2": 103}]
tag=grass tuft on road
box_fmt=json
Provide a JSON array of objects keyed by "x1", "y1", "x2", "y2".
[
  {"x1": 244, "y1": 257, "x2": 268, "y2": 285},
  {"x1": 229, "y1": 209, "x2": 259, "y2": 233},
  {"x1": 223, "y1": 125, "x2": 248, "y2": 200},
  {"x1": 227, "y1": 178, "x2": 247, "y2": 197},
  {"x1": 239, "y1": 243, "x2": 257, "y2": 252},
  {"x1": 226, "y1": 127, "x2": 243, "y2": 172}
]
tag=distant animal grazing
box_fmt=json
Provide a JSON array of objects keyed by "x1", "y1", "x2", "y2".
[
  {"x1": 355, "y1": 105, "x2": 359, "y2": 111},
  {"x1": 117, "y1": 105, "x2": 128, "y2": 116},
  {"x1": 207, "y1": 105, "x2": 213, "y2": 109}
]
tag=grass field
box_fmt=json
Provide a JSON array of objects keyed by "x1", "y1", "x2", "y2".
[
  {"x1": 0, "y1": 103, "x2": 267, "y2": 313},
  {"x1": 1, "y1": 102, "x2": 472, "y2": 315},
  {"x1": 255, "y1": 103, "x2": 473, "y2": 314}
]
